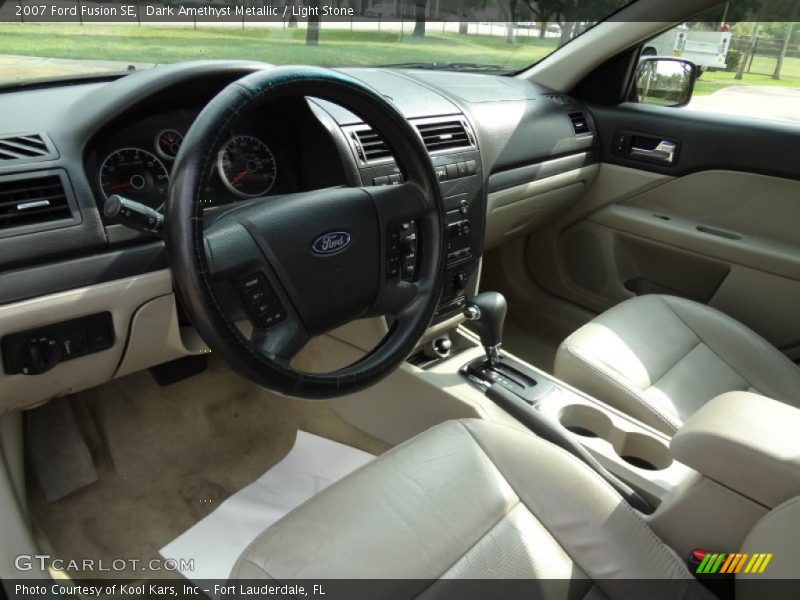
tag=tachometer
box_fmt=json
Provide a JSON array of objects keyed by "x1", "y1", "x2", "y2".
[
  {"x1": 99, "y1": 148, "x2": 169, "y2": 209},
  {"x1": 155, "y1": 129, "x2": 183, "y2": 160},
  {"x1": 217, "y1": 135, "x2": 277, "y2": 198}
]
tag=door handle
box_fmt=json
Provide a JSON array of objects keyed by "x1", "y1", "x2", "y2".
[{"x1": 629, "y1": 140, "x2": 677, "y2": 164}]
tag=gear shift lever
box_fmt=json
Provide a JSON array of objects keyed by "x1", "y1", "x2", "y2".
[{"x1": 463, "y1": 292, "x2": 507, "y2": 366}]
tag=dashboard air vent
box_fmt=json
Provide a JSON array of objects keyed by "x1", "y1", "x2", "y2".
[
  {"x1": 0, "y1": 174, "x2": 72, "y2": 231},
  {"x1": 414, "y1": 118, "x2": 474, "y2": 153},
  {"x1": 545, "y1": 94, "x2": 569, "y2": 105},
  {"x1": 352, "y1": 128, "x2": 393, "y2": 163},
  {"x1": 0, "y1": 133, "x2": 55, "y2": 163},
  {"x1": 568, "y1": 112, "x2": 591, "y2": 135}
]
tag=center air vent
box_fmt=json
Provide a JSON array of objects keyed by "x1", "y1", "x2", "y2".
[
  {"x1": 0, "y1": 172, "x2": 77, "y2": 234},
  {"x1": 413, "y1": 117, "x2": 475, "y2": 153},
  {"x1": 350, "y1": 128, "x2": 393, "y2": 163},
  {"x1": 0, "y1": 133, "x2": 56, "y2": 164},
  {"x1": 344, "y1": 115, "x2": 476, "y2": 165},
  {"x1": 545, "y1": 94, "x2": 573, "y2": 105},
  {"x1": 568, "y1": 112, "x2": 591, "y2": 135}
]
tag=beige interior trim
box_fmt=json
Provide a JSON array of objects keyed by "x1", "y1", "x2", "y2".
[
  {"x1": 116, "y1": 293, "x2": 209, "y2": 378},
  {"x1": 305, "y1": 330, "x2": 525, "y2": 445},
  {"x1": 523, "y1": 163, "x2": 673, "y2": 314},
  {"x1": 0, "y1": 411, "x2": 24, "y2": 512},
  {"x1": 589, "y1": 205, "x2": 800, "y2": 281},
  {"x1": 649, "y1": 472, "x2": 768, "y2": 559},
  {"x1": 625, "y1": 170, "x2": 800, "y2": 247},
  {"x1": 0, "y1": 270, "x2": 173, "y2": 413},
  {"x1": 671, "y1": 392, "x2": 800, "y2": 510},
  {"x1": 535, "y1": 387, "x2": 692, "y2": 504},
  {"x1": 707, "y1": 266, "x2": 800, "y2": 350},
  {"x1": 561, "y1": 163, "x2": 675, "y2": 225},
  {"x1": 485, "y1": 165, "x2": 599, "y2": 250},
  {"x1": 0, "y1": 411, "x2": 42, "y2": 579}
]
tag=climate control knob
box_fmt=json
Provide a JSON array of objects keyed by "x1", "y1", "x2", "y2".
[{"x1": 19, "y1": 336, "x2": 61, "y2": 375}]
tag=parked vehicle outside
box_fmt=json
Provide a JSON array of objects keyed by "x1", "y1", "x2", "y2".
[{"x1": 644, "y1": 25, "x2": 732, "y2": 70}]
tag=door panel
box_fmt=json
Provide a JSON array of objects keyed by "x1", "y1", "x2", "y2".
[
  {"x1": 590, "y1": 103, "x2": 800, "y2": 180},
  {"x1": 526, "y1": 105, "x2": 800, "y2": 355}
]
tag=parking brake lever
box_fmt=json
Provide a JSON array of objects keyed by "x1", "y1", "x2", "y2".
[{"x1": 103, "y1": 194, "x2": 164, "y2": 235}]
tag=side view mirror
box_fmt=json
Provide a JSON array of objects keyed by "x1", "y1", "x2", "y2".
[{"x1": 633, "y1": 56, "x2": 697, "y2": 108}]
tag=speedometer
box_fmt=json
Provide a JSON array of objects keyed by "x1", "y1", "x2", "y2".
[
  {"x1": 217, "y1": 135, "x2": 277, "y2": 198},
  {"x1": 99, "y1": 147, "x2": 169, "y2": 209}
]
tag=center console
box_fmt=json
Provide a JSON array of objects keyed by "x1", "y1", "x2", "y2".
[
  {"x1": 342, "y1": 114, "x2": 485, "y2": 323},
  {"x1": 455, "y1": 291, "x2": 691, "y2": 508},
  {"x1": 445, "y1": 292, "x2": 794, "y2": 560}
]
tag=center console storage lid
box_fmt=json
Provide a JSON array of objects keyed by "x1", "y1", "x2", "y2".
[{"x1": 671, "y1": 391, "x2": 800, "y2": 508}]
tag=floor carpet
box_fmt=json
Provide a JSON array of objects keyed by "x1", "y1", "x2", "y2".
[{"x1": 27, "y1": 356, "x2": 389, "y2": 579}]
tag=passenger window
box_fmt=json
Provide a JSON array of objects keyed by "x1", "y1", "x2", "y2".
[{"x1": 638, "y1": 1, "x2": 800, "y2": 124}]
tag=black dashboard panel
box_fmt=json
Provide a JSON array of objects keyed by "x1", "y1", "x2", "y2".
[
  {"x1": 402, "y1": 70, "x2": 596, "y2": 174},
  {"x1": 0, "y1": 61, "x2": 597, "y2": 311}
]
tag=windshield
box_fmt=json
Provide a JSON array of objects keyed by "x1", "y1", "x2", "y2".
[{"x1": 0, "y1": 0, "x2": 632, "y2": 87}]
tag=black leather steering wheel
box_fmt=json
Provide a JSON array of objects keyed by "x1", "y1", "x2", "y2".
[{"x1": 165, "y1": 66, "x2": 446, "y2": 399}]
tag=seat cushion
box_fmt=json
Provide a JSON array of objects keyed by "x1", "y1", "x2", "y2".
[
  {"x1": 230, "y1": 419, "x2": 711, "y2": 598},
  {"x1": 554, "y1": 295, "x2": 800, "y2": 434}
]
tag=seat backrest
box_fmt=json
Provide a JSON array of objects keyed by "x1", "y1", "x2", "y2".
[{"x1": 736, "y1": 496, "x2": 800, "y2": 590}]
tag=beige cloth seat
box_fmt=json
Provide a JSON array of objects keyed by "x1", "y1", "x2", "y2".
[
  {"x1": 230, "y1": 419, "x2": 798, "y2": 595},
  {"x1": 554, "y1": 295, "x2": 800, "y2": 434}
]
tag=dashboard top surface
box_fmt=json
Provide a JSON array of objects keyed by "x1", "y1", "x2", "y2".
[{"x1": 0, "y1": 61, "x2": 595, "y2": 275}]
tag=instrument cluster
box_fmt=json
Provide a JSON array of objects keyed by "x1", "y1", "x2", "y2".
[{"x1": 89, "y1": 108, "x2": 294, "y2": 212}]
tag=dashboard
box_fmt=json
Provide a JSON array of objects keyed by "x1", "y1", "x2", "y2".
[
  {"x1": 0, "y1": 60, "x2": 599, "y2": 408},
  {"x1": 0, "y1": 59, "x2": 600, "y2": 311}
]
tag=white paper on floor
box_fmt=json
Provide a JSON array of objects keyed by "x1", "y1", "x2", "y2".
[{"x1": 159, "y1": 431, "x2": 375, "y2": 585}]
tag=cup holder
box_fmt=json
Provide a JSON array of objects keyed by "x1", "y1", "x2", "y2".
[
  {"x1": 560, "y1": 404, "x2": 613, "y2": 439},
  {"x1": 559, "y1": 404, "x2": 672, "y2": 471}
]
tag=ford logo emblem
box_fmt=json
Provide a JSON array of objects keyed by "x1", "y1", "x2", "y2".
[{"x1": 311, "y1": 231, "x2": 351, "y2": 255}]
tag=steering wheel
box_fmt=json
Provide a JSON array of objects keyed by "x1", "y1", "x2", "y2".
[{"x1": 165, "y1": 67, "x2": 447, "y2": 399}]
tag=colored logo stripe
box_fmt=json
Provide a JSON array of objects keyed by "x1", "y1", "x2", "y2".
[
  {"x1": 744, "y1": 553, "x2": 774, "y2": 574},
  {"x1": 696, "y1": 552, "x2": 773, "y2": 574},
  {"x1": 722, "y1": 553, "x2": 748, "y2": 574},
  {"x1": 719, "y1": 554, "x2": 736, "y2": 573}
]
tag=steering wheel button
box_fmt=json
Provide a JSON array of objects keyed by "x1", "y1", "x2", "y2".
[
  {"x1": 240, "y1": 273, "x2": 266, "y2": 290},
  {"x1": 245, "y1": 288, "x2": 270, "y2": 304},
  {"x1": 252, "y1": 299, "x2": 275, "y2": 314}
]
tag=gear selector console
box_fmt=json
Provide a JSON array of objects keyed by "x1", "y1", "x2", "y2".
[{"x1": 460, "y1": 291, "x2": 554, "y2": 403}]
